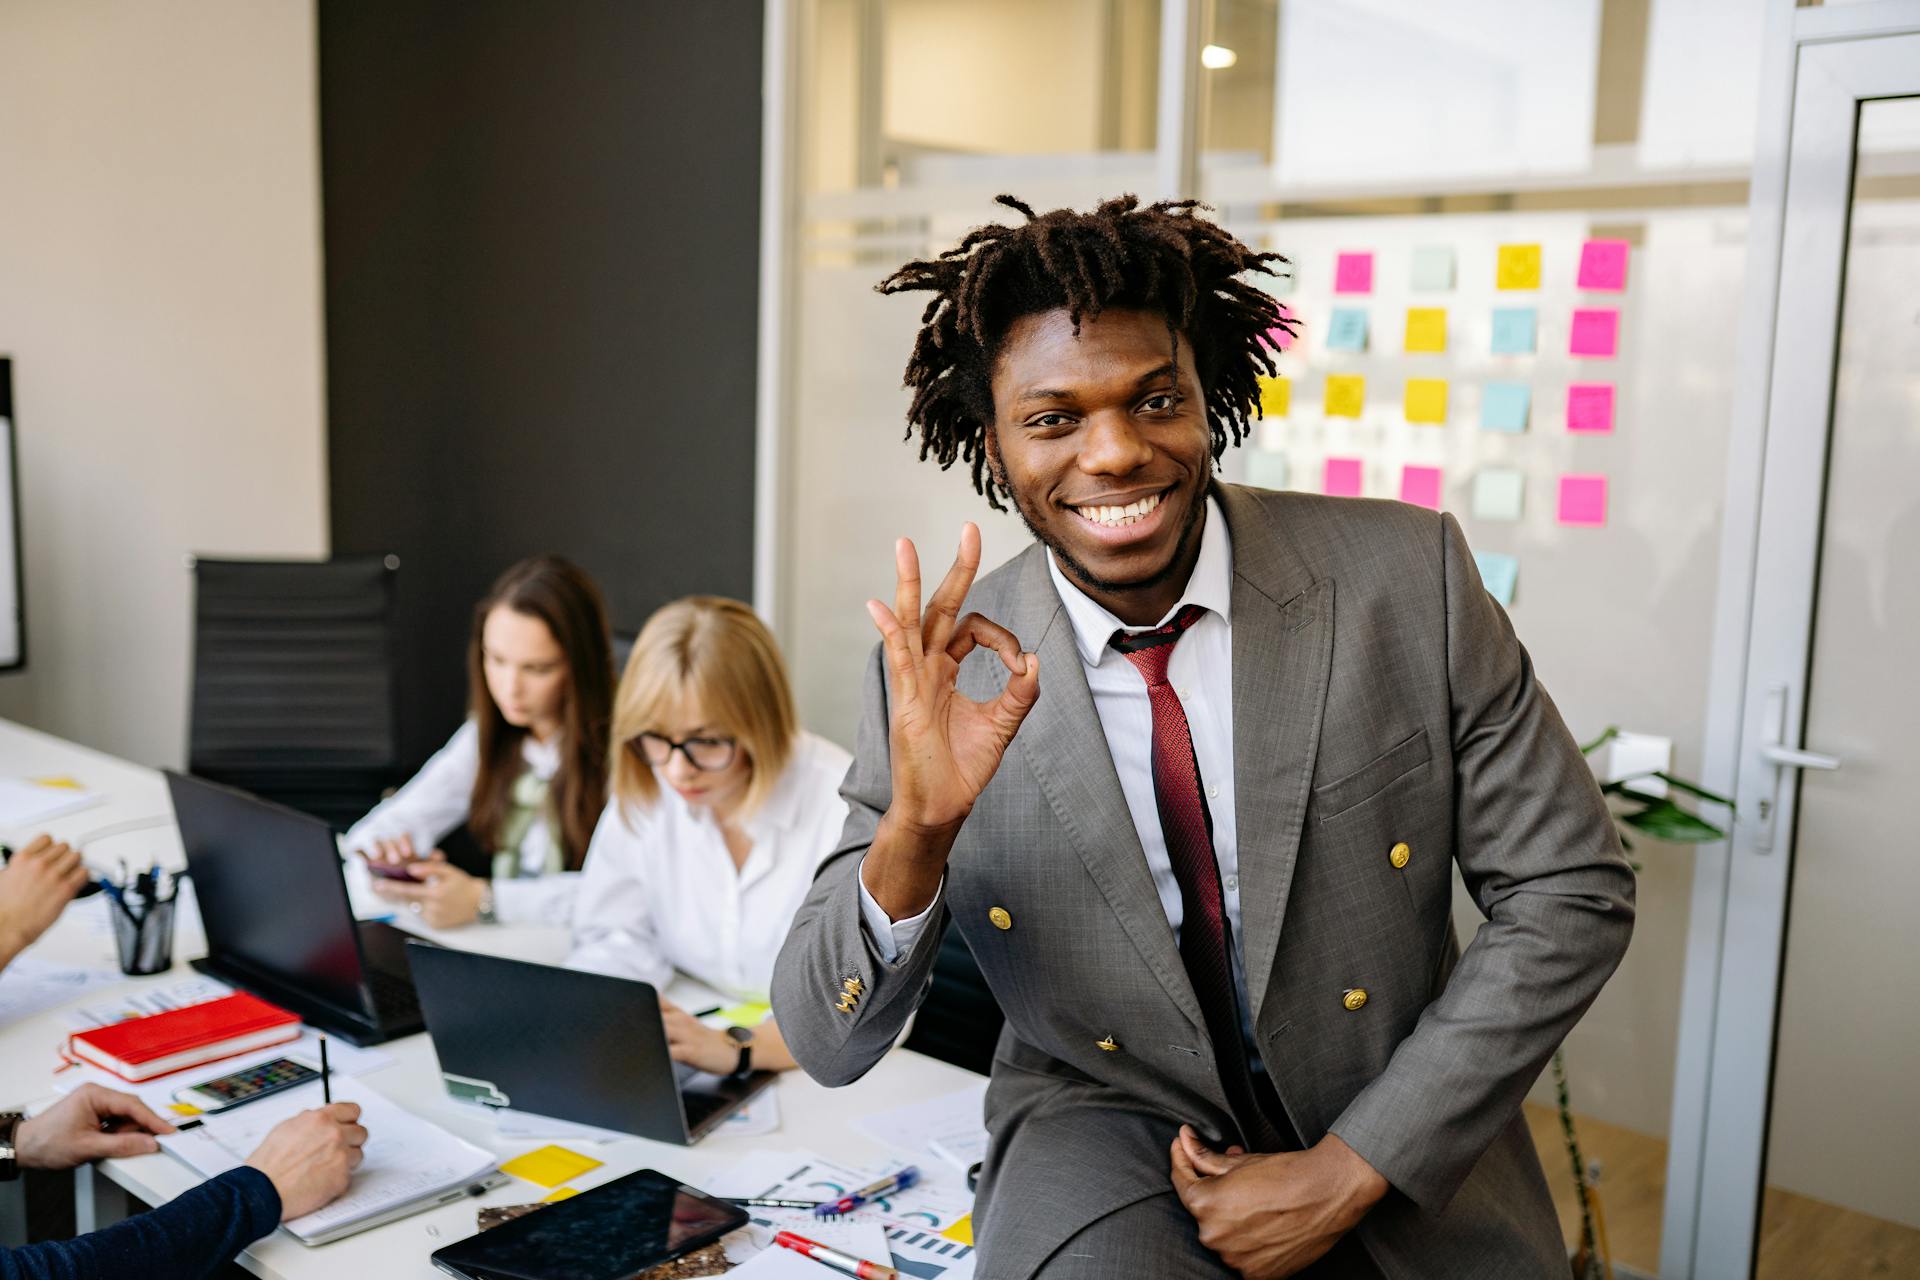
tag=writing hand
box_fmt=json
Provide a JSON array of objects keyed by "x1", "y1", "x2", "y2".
[
  {"x1": 862, "y1": 524, "x2": 1039, "y2": 918},
  {"x1": 1169, "y1": 1125, "x2": 1387, "y2": 1279}
]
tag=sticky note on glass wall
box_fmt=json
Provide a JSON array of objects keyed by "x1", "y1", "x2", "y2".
[
  {"x1": 1403, "y1": 308, "x2": 1447, "y2": 354},
  {"x1": 1323, "y1": 457, "x2": 1364, "y2": 497},
  {"x1": 1324, "y1": 374, "x2": 1366, "y2": 418},
  {"x1": 1496, "y1": 243, "x2": 1542, "y2": 290},
  {"x1": 1410, "y1": 245, "x2": 1455, "y2": 292},
  {"x1": 1263, "y1": 303, "x2": 1297, "y2": 352},
  {"x1": 1325, "y1": 308, "x2": 1369, "y2": 352},
  {"x1": 1245, "y1": 449, "x2": 1288, "y2": 490},
  {"x1": 1577, "y1": 239, "x2": 1630, "y2": 291},
  {"x1": 1472, "y1": 468, "x2": 1525, "y2": 521},
  {"x1": 1481, "y1": 382, "x2": 1531, "y2": 432},
  {"x1": 1404, "y1": 378, "x2": 1448, "y2": 424},
  {"x1": 1566, "y1": 383, "x2": 1615, "y2": 434},
  {"x1": 1557, "y1": 474, "x2": 1609, "y2": 527},
  {"x1": 1399, "y1": 465, "x2": 1443, "y2": 510},
  {"x1": 1334, "y1": 252, "x2": 1374, "y2": 294},
  {"x1": 1569, "y1": 308, "x2": 1619, "y2": 357},
  {"x1": 1490, "y1": 308, "x2": 1537, "y2": 354},
  {"x1": 1258, "y1": 376, "x2": 1291, "y2": 418},
  {"x1": 1474, "y1": 551, "x2": 1519, "y2": 607}
]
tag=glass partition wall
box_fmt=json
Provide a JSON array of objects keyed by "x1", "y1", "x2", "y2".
[{"x1": 775, "y1": 3, "x2": 1785, "y2": 1274}]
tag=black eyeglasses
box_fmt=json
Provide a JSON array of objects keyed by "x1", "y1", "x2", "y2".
[{"x1": 633, "y1": 732, "x2": 737, "y2": 772}]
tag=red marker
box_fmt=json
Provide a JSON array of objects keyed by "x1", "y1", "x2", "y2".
[{"x1": 773, "y1": 1230, "x2": 901, "y2": 1280}]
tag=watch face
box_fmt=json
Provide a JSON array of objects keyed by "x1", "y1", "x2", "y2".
[{"x1": 725, "y1": 1025, "x2": 754, "y2": 1045}]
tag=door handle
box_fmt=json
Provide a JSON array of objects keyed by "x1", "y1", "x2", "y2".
[{"x1": 1752, "y1": 684, "x2": 1844, "y2": 852}]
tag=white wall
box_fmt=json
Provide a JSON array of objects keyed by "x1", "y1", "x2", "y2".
[{"x1": 0, "y1": 1, "x2": 329, "y2": 768}]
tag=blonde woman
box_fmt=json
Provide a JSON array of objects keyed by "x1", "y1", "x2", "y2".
[{"x1": 566, "y1": 597, "x2": 850, "y2": 1077}]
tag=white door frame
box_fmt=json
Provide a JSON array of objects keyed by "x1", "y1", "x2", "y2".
[{"x1": 1664, "y1": 5, "x2": 1920, "y2": 1277}]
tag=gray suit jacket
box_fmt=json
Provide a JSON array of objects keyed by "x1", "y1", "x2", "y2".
[{"x1": 773, "y1": 485, "x2": 1635, "y2": 1278}]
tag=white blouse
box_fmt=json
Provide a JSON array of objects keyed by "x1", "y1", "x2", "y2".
[
  {"x1": 340, "y1": 720, "x2": 578, "y2": 926},
  {"x1": 565, "y1": 731, "x2": 853, "y2": 1003}
]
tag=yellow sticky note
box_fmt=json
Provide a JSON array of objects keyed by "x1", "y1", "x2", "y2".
[
  {"x1": 941, "y1": 1214, "x2": 975, "y2": 1246},
  {"x1": 1496, "y1": 243, "x2": 1541, "y2": 290},
  {"x1": 717, "y1": 1001, "x2": 772, "y2": 1027},
  {"x1": 542, "y1": 1186, "x2": 581, "y2": 1203},
  {"x1": 1404, "y1": 378, "x2": 1449, "y2": 424},
  {"x1": 29, "y1": 776, "x2": 84, "y2": 790},
  {"x1": 1324, "y1": 374, "x2": 1365, "y2": 419},
  {"x1": 167, "y1": 1102, "x2": 203, "y2": 1117},
  {"x1": 500, "y1": 1145, "x2": 603, "y2": 1189},
  {"x1": 1403, "y1": 308, "x2": 1446, "y2": 354},
  {"x1": 1257, "y1": 376, "x2": 1290, "y2": 418}
]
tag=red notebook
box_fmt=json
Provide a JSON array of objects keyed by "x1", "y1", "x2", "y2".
[{"x1": 67, "y1": 992, "x2": 302, "y2": 1082}]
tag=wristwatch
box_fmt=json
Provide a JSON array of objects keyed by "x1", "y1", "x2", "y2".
[
  {"x1": 475, "y1": 884, "x2": 498, "y2": 925},
  {"x1": 0, "y1": 1111, "x2": 26, "y2": 1181},
  {"x1": 724, "y1": 1025, "x2": 755, "y2": 1079}
]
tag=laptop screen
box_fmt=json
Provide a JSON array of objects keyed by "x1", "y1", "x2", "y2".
[{"x1": 166, "y1": 771, "x2": 368, "y2": 1016}]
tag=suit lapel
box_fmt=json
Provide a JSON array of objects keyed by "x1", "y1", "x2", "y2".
[
  {"x1": 1000, "y1": 546, "x2": 1209, "y2": 1038},
  {"x1": 1217, "y1": 486, "x2": 1335, "y2": 1027}
]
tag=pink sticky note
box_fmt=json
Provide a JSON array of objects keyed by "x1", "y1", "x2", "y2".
[
  {"x1": 1557, "y1": 474, "x2": 1609, "y2": 527},
  {"x1": 1577, "y1": 239, "x2": 1629, "y2": 291},
  {"x1": 1566, "y1": 383, "x2": 1615, "y2": 434},
  {"x1": 1399, "y1": 465, "x2": 1442, "y2": 510},
  {"x1": 1569, "y1": 307, "x2": 1619, "y2": 357},
  {"x1": 1333, "y1": 252, "x2": 1374, "y2": 295},
  {"x1": 1263, "y1": 303, "x2": 1297, "y2": 351},
  {"x1": 1323, "y1": 458, "x2": 1364, "y2": 498}
]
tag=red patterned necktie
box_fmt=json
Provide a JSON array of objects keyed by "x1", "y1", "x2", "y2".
[{"x1": 1112, "y1": 604, "x2": 1287, "y2": 1151}]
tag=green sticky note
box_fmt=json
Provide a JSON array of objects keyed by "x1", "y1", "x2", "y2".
[
  {"x1": 1481, "y1": 382, "x2": 1531, "y2": 433},
  {"x1": 1245, "y1": 449, "x2": 1288, "y2": 491},
  {"x1": 1472, "y1": 468, "x2": 1525, "y2": 522},
  {"x1": 1410, "y1": 245, "x2": 1455, "y2": 292},
  {"x1": 1473, "y1": 551, "x2": 1519, "y2": 607}
]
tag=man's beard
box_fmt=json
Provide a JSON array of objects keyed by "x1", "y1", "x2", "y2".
[{"x1": 1002, "y1": 470, "x2": 1213, "y2": 602}]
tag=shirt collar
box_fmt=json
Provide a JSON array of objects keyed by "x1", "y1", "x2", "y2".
[
  {"x1": 1045, "y1": 492, "x2": 1234, "y2": 667},
  {"x1": 520, "y1": 731, "x2": 561, "y2": 780}
]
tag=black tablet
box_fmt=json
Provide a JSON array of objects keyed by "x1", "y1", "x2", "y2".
[{"x1": 429, "y1": 1168, "x2": 747, "y2": 1280}]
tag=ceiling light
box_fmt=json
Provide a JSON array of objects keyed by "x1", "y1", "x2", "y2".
[{"x1": 1201, "y1": 44, "x2": 1237, "y2": 70}]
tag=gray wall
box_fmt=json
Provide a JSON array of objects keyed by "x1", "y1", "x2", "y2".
[{"x1": 320, "y1": 0, "x2": 763, "y2": 768}]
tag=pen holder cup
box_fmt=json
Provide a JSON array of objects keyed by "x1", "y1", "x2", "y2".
[{"x1": 109, "y1": 896, "x2": 176, "y2": 976}]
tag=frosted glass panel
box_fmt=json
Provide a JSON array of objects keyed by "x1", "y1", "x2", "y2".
[{"x1": 1638, "y1": 0, "x2": 1765, "y2": 169}]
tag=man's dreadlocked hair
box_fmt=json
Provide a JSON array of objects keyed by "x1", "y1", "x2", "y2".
[{"x1": 877, "y1": 194, "x2": 1296, "y2": 511}]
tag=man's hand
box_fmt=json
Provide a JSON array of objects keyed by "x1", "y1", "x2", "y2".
[
  {"x1": 0, "y1": 834, "x2": 89, "y2": 965},
  {"x1": 244, "y1": 1103, "x2": 368, "y2": 1221},
  {"x1": 370, "y1": 860, "x2": 484, "y2": 928},
  {"x1": 861, "y1": 524, "x2": 1040, "y2": 919},
  {"x1": 14, "y1": 1083, "x2": 176, "y2": 1169},
  {"x1": 1169, "y1": 1125, "x2": 1388, "y2": 1279}
]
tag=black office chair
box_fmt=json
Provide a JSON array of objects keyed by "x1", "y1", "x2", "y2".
[
  {"x1": 187, "y1": 554, "x2": 402, "y2": 829},
  {"x1": 901, "y1": 919, "x2": 1004, "y2": 1077}
]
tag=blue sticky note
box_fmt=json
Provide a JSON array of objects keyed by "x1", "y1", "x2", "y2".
[
  {"x1": 1473, "y1": 551, "x2": 1519, "y2": 607},
  {"x1": 1481, "y1": 382, "x2": 1531, "y2": 433},
  {"x1": 1325, "y1": 308, "x2": 1370, "y2": 352},
  {"x1": 1490, "y1": 307, "x2": 1537, "y2": 355}
]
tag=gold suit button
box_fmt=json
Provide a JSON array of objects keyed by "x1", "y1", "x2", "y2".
[
  {"x1": 1343, "y1": 989, "x2": 1369, "y2": 1012},
  {"x1": 988, "y1": 907, "x2": 1013, "y2": 931},
  {"x1": 843, "y1": 977, "x2": 864, "y2": 996},
  {"x1": 835, "y1": 998, "x2": 855, "y2": 1014},
  {"x1": 1096, "y1": 1035, "x2": 1119, "y2": 1052},
  {"x1": 1389, "y1": 841, "x2": 1411, "y2": 869}
]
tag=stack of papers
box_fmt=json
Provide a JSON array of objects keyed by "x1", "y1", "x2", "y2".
[
  {"x1": 159, "y1": 1076, "x2": 495, "y2": 1244},
  {"x1": 853, "y1": 1081, "x2": 988, "y2": 1173},
  {"x1": 0, "y1": 776, "x2": 104, "y2": 827},
  {"x1": 0, "y1": 957, "x2": 124, "y2": 1029}
]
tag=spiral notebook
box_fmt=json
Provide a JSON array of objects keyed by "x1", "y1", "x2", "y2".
[{"x1": 158, "y1": 1075, "x2": 498, "y2": 1245}]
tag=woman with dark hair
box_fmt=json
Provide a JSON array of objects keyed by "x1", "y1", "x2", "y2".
[{"x1": 343, "y1": 555, "x2": 614, "y2": 928}]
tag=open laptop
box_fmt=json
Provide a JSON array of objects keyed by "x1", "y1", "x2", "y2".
[
  {"x1": 165, "y1": 770, "x2": 425, "y2": 1046},
  {"x1": 406, "y1": 943, "x2": 775, "y2": 1144}
]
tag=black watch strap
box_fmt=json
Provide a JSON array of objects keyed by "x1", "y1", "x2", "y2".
[
  {"x1": 0, "y1": 1111, "x2": 26, "y2": 1182},
  {"x1": 725, "y1": 1025, "x2": 754, "y2": 1080}
]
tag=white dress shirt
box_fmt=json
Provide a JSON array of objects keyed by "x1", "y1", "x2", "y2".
[
  {"x1": 566, "y1": 731, "x2": 853, "y2": 1003},
  {"x1": 860, "y1": 497, "x2": 1260, "y2": 1055},
  {"x1": 341, "y1": 719, "x2": 577, "y2": 926}
]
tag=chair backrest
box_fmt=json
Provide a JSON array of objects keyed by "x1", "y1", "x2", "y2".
[
  {"x1": 901, "y1": 919, "x2": 1004, "y2": 1077},
  {"x1": 188, "y1": 555, "x2": 401, "y2": 826}
]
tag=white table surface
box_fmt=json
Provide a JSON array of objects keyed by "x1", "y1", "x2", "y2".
[{"x1": 0, "y1": 718, "x2": 980, "y2": 1278}]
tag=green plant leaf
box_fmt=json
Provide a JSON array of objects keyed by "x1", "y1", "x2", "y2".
[
  {"x1": 1620, "y1": 800, "x2": 1728, "y2": 843},
  {"x1": 1579, "y1": 725, "x2": 1621, "y2": 757},
  {"x1": 1649, "y1": 771, "x2": 1735, "y2": 810}
]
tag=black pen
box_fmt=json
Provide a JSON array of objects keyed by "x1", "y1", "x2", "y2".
[{"x1": 320, "y1": 1037, "x2": 331, "y2": 1105}]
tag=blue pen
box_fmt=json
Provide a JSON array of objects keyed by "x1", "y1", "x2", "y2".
[{"x1": 814, "y1": 1166, "x2": 920, "y2": 1217}]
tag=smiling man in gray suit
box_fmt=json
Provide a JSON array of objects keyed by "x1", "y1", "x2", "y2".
[{"x1": 772, "y1": 196, "x2": 1634, "y2": 1279}]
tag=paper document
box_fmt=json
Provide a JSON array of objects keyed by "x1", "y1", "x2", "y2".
[
  {"x1": 0, "y1": 957, "x2": 124, "y2": 1028},
  {"x1": 853, "y1": 1082, "x2": 987, "y2": 1173},
  {"x1": 159, "y1": 1076, "x2": 494, "y2": 1244},
  {"x1": 0, "y1": 777, "x2": 105, "y2": 828}
]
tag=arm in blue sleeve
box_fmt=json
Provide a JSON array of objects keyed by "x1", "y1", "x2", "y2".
[{"x1": 1, "y1": 1165, "x2": 281, "y2": 1280}]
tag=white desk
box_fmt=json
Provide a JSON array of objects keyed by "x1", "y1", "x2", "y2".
[{"x1": 0, "y1": 719, "x2": 980, "y2": 1278}]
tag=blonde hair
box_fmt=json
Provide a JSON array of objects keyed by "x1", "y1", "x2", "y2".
[{"x1": 612, "y1": 596, "x2": 798, "y2": 819}]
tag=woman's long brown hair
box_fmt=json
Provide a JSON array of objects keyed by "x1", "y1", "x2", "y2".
[{"x1": 466, "y1": 556, "x2": 613, "y2": 869}]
